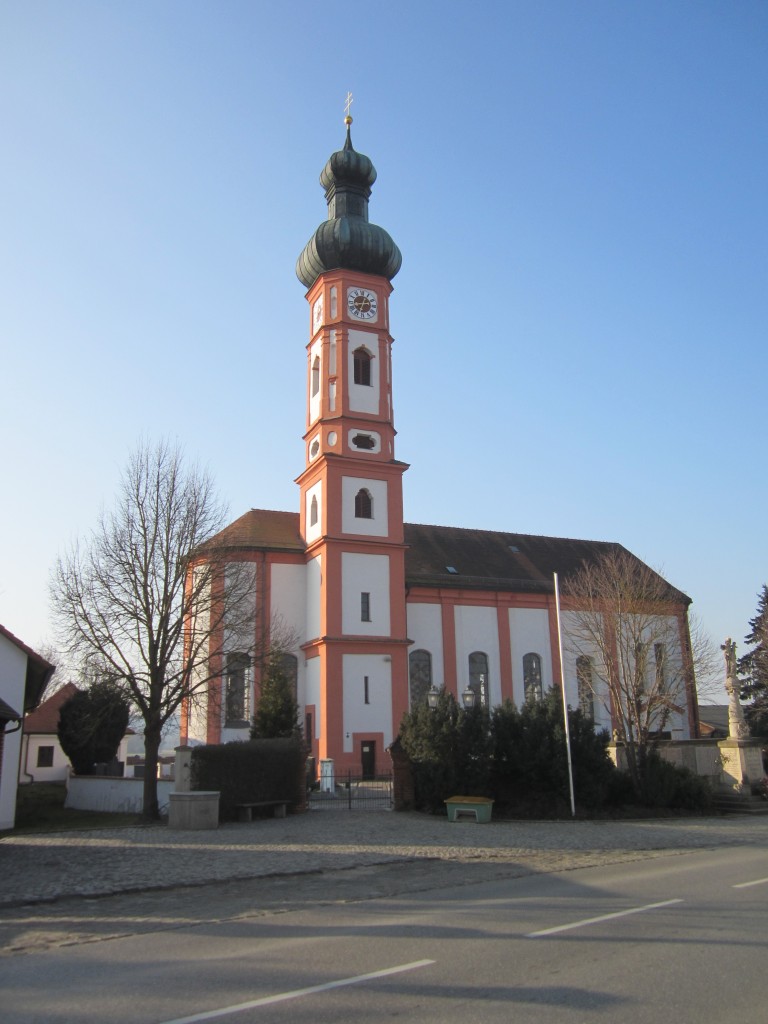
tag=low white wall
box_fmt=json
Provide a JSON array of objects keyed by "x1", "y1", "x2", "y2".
[{"x1": 66, "y1": 776, "x2": 174, "y2": 814}]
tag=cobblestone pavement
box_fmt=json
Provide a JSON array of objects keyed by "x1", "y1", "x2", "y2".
[{"x1": 2, "y1": 811, "x2": 767, "y2": 909}]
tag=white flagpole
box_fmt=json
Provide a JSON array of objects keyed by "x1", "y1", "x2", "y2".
[{"x1": 554, "y1": 572, "x2": 576, "y2": 817}]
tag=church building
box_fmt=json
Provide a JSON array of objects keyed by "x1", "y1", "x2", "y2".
[{"x1": 181, "y1": 118, "x2": 699, "y2": 776}]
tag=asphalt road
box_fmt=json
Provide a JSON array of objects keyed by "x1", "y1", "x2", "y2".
[{"x1": 2, "y1": 843, "x2": 766, "y2": 1023}]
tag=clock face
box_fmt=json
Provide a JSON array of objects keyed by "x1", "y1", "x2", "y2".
[
  {"x1": 313, "y1": 296, "x2": 323, "y2": 330},
  {"x1": 347, "y1": 287, "x2": 378, "y2": 321}
]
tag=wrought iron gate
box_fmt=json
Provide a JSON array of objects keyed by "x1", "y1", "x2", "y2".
[{"x1": 309, "y1": 772, "x2": 393, "y2": 811}]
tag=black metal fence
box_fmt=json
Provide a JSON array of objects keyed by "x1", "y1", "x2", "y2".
[{"x1": 308, "y1": 772, "x2": 393, "y2": 811}]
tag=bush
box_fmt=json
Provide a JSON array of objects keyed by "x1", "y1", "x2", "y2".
[
  {"x1": 251, "y1": 656, "x2": 300, "y2": 739},
  {"x1": 191, "y1": 738, "x2": 305, "y2": 821},
  {"x1": 399, "y1": 688, "x2": 621, "y2": 816},
  {"x1": 638, "y1": 754, "x2": 714, "y2": 811},
  {"x1": 490, "y1": 691, "x2": 617, "y2": 816},
  {"x1": 398, "y1": 691, "x2": 491, "y2": 812},
  {"x1": 57, "y1": 681, "x2": 130, "y2": 775}
]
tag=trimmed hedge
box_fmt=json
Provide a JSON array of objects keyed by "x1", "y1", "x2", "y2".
[{"x1": 191, "y1": 738, "x2": 304, "y2": 821}]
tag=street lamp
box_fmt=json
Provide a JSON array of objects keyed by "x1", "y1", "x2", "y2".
[
  {"x1": 426, "y1": 686, "x2": 441, "y2": 710},
  {"x1": 461, "y1": 685, "x2": 476, "y2": 710}
]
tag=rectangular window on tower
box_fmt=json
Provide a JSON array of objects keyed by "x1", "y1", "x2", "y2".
[
  {"x1": 364, "y1": 676, "x2": 370, "y2": 704},
  {"x1": 361, "y1": 592, "x2": 371, "y2": 622}
]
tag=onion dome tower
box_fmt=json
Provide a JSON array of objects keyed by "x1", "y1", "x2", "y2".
[
  {"x1": 295, "y1": 112, "x2": 409, "y2": 778},
  {"x1": 296, "y1": 119, "x2": 402, "y2": 288}
]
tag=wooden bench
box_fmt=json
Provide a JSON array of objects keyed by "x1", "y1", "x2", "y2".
[{"x1": 236, "y1": 800, "x2": 288, "y2": 822}]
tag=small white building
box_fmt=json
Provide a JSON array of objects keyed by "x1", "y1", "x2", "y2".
[
  {"x1": 21, "y1": 682, "x2": 133, "y2": 784},
  {"x1": 0, "y1": 624, "x2": 54, "y2": 830}
]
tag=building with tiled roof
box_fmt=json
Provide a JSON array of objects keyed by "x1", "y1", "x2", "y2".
[
  {"x1": 181, "y1": 123, "x2": 698, "y2": 776},
  {"x1": 0, "y1": 624, "x2": 54, "y2": 828}
]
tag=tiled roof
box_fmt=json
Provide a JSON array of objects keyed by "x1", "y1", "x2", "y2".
[
  {"x1": 698, "y1": 705, "x2": 729, "y2": 735},
  {"x1": 403, "y1": 522, "x2": 688, "y2": 601},
  {"x1": 205, "y1": 509, "x2": 305, "y2": 552},
  {"x1": 208, "y1": 509, "x2": 689, "y2": 603},
  {"x1": 23, "y1": 682, "x2": 80, "y2": 735},
  {"x1": 0, "y1": 697, "x2": 22, "y2": 722}
]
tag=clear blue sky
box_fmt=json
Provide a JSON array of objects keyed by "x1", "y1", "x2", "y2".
[{"x1": 1, "y1": 1, "x2": 766, "y2": 697}]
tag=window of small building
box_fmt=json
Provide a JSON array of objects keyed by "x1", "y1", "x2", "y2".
[{"x1": 37, "y1": 745, "x2": 54, "y2": 768}]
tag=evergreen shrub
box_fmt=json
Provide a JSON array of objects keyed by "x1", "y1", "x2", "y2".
[
  {"x1": 638, "y1": 754, "x2": 714, "y2": 811},
  {"x1": 191, "y1": 738, "x2": 304, "y2": 821}
]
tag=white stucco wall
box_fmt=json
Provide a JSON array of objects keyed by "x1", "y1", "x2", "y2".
[
  {"x1": 305, "y1": 555, "x2": 321, "y2": 642},
  {"x1": 305, "y1": 481, "x2": 322, "y2": 544},
  {"x1": 454, "y1": 605, "x2": 502, "y2": 706},
  {"x1": 0, "y1": 634, "x2": 27, "y2": 830},
  {"x1": 341, "y1": 477, "x2": 388, "y2": 536},
  {"x1": 19, "y1": 734, "x2": 70, "y2": 784},
  {"x1": 342, "y1": 653, "x2": 393, "y2": 752},
  {"x1": 406, "y1": 603, "x2": 445, "y2": 691},
  {"x1": 309, "y1": 337, "x2": 322, "y2": 424},
  {"x1": 347, "y1": 328, "x2": 380, "y2": 414},
  {"x1": 341, "y1": 553, "x2": 390, "y2": 635},
  {"x1": 304, "y1": 656, "x2": 320, "y2": 739},
  {"x1": 509, "y1": 607, "x2": 553, "y2": 705}
]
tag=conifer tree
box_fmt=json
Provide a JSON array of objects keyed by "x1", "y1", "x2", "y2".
[
  {"x1": 739, "y1": 585, "x2": 768, "y2": 736},
  {"x1": 251, "y1": 655, "x2": 300, "y2": 739}
]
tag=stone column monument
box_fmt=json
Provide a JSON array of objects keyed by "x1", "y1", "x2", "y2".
[{"x1": 717, "y1": 638, "x2": 763, "y2": 796}]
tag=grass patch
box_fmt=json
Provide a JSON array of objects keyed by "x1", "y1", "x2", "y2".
[{"x1": 11, "y1": 783, "x2": 145, "y2": 834}]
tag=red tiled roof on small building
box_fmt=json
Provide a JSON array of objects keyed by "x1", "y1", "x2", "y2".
[{"x1": 23, "y1": 682, "x2": 80, "y2": 735}]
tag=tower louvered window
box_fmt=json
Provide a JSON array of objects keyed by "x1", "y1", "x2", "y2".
[
  {"x1": 353, "y1": 347, "x2": 372, "y2": 386},
  {"x1": 354, "y1": 488, "x2": 372, "y2": 519}
]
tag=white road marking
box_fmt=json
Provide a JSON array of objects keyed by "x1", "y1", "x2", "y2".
[
  {"x1": 157, "y1": 959, "x2": 436, "y2": 1024},
  {"x1": 733, "y1": 876, "x2": 768, "y2": 889},
  {"x1": 527, "y1": 898, "x2": 684, "y2": 937}
]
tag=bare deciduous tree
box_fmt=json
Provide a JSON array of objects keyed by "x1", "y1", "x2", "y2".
[
  {"x1": 50, "y1": 440, "x2": 268, "y2": 818},
  {"x1": 563, "y1": 548, "x2": 698, "y2": 798}
]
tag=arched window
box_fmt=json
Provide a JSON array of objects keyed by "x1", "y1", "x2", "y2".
[
  {"x1": 276, "y1": 653, "x2": 299, "y2": 700},
  {"x1": 409, "y1": 649, "x2": 432, "y2": 709},
  {"x1": 311, "y1": 355, "x2": 320, "y2": 397},
  {"x1": 354, "y1": 488, "x2": 372, "y2": 519},
  {"x1": 309, "y1": 494, "x2": 318, "y2": 527},
  {"x1": 225, "y1": 652, "x2": 251, "y2": 726},
  {"x1": 576, "y1": 655, "x2": 594, "y2": 719},
  {"x1": 523, "y1": 652, "x2": 543, "y2": 703},
  {"x1": 353, "y1": 347, "x2": 372, "y2": 386},
  {"x1": 654, "y1": 643, "x2": 666, "y2": 693},
  {"x1": 468, "y1": 651, "x2": 490, "y2": 708}
]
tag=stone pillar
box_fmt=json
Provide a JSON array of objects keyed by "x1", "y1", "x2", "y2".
[
  {"x1": 717, "y1": 738, "x2": 765, "y2": 794},
  {"x1": 174, "y1": 745, "x2": 193, "y2": 792},
  {"x1": 388, "y1": 737, "x2": 415, "y2": 811}
]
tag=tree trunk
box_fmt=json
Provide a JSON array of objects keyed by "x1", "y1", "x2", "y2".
[{"x1": 142, "y1": 725, "x2": 162, "y2": 820}]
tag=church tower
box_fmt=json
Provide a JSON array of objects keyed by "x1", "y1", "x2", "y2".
[{"x1": 295, "y1": 114, "x2": 408, "y2": 776}]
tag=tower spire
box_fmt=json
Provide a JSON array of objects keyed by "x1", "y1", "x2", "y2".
[{"x1": 295, "y1": 108, "x2": 401, "y2": 289}]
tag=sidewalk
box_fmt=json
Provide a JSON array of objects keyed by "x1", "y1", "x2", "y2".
[{"x1": 2, "y1": 811, "x2": 767, "y2": 909}]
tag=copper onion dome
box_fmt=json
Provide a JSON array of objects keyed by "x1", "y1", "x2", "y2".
[{"x1": 296, "y1": 120, "x2": 402, "y2": 289}]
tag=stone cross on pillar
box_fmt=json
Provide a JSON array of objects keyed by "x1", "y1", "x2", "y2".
[{"x1": 721, "y1": 638, "x2": 750, "y2": 740}]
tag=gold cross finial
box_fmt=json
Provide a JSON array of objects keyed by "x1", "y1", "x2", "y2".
[{"x1": 344, "y1": 91, "x2": 353, "y2": 125}]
